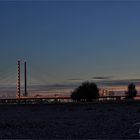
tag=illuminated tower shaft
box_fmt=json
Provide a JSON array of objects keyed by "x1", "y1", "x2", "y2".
[
  {"x1": 24, "y1": 61, "x2": 27, "y2": 96},
  {"x1": 17, "y1": 60, "x2": 20, "y2": 98}
]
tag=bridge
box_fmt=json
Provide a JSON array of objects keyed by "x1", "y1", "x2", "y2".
[{"x1": 0, "y1": 60, "x2": 71, "y2": 99}]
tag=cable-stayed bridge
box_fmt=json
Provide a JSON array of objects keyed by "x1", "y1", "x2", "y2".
[{"x1": 0, "y1": 61, "x2": 73, "y2": 99}]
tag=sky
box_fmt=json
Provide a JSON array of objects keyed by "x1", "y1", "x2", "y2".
[{"x1": 1, "y1": 1, "x2": 140, "y2": 94}]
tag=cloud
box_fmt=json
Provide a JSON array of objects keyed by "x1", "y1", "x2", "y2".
[
  {"x1": 92, "y1": 76, "x2": 112, "y2": 80},
  {"x1": 97, "y1": 78, "x2": 140, "y2": 87}
]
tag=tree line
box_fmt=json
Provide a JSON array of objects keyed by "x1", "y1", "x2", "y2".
[{"x1": 71, "y1": 82, "x2": 137, "y2": 102}]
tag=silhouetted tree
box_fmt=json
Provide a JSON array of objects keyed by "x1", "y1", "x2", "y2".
[
  {"x1": 71, "y1": 82, "x2": 99, "y2": 102},
  {"x1": 125, "y1": 83, "x2": 137, "y2": 99}
]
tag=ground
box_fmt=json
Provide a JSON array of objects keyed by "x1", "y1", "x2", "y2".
[{"x1": 0, "y1": 102, "x2": 140, "y2": 139}]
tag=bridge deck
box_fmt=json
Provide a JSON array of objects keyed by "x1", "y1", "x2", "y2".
[{"x1": 0, "y1": 95, "x2": 139, "y2": 104}]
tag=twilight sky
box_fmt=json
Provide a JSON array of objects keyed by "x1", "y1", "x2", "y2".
[{"x1": 1, "y1": 1, "x2": 140, "y2": 86}]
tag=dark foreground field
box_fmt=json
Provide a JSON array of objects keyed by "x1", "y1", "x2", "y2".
[{"x1": 0, "y1": 102, "x2": 140, "y2": 139}]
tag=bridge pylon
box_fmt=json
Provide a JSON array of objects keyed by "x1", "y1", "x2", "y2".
[{"x1": 16, "y1": 60, "x2": 28, "y2": 98}]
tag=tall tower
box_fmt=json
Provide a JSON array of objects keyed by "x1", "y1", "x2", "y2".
[
  {"x1": 24, "y1": 61, "x2": 27, "y2": 96},
  {"x1": 17, "y1": 60, "x2": 20, "y2": 98}
]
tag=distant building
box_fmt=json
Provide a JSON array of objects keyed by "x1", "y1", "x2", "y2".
[{"x1": 99, "y1": 89, "x2": 114, "y2": 96}]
